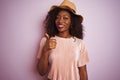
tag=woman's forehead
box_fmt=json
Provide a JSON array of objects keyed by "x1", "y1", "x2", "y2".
[{"x1": 57, "y1": 10, "x2": 71, "y2": 17}]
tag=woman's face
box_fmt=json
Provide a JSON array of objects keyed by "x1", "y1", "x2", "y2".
[{"x1": 55, "y1": 10, "x2": 71, "y2": 34}]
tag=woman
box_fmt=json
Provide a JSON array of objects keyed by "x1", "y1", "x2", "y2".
[{"x1": 37, "y1": 0, "x2": 89, "y2": 80}]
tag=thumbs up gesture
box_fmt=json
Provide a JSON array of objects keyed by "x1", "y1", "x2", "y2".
[{"x1": 44, "y1": 33, "x2": 57, "y2": 51}]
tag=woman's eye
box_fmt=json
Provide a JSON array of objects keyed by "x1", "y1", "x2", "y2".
[
  {"x1": 63, "y1": 17, "x2": 69, "y2": 20},
  {"x1": 56, "y1": 16, "x2": 60, "y2": 19},
  {"x1": 56, "y1": 16, "x2": 70, "y2": 20}
]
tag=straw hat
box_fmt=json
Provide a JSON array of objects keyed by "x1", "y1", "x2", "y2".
[{"x1": 50, "y1": 0, "x2": 83, "y2": 19}]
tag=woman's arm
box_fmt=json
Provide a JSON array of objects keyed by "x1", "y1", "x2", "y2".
[
  {"x1": 79, "y1": 65, "x2": 88, "y2": 80},
  {"x1": 37, "y1": 48, "x2": 49, "y2": 76},
  {"x1": 37, "y1": 34, "x2": 56, "y2": 76}
]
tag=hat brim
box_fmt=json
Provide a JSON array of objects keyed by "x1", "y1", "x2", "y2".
[{"x1": 49, "y1": 5, "x2": 83, "y2": 20}]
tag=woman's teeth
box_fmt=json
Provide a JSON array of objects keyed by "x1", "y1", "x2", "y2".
[{"x1": 58, "y1": 25, "x2": 64, "y2": 27}]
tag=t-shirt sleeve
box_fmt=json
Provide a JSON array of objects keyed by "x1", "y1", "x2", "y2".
[
  {"x1": 36, "y1": 37, "x2": 46, "y2": 59},
  {"x1": 77, "y1": 40, "x2": 89, "y2": 67}
]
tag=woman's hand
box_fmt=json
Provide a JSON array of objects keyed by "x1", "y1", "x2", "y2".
[{"x1": 43, "y1": 33, "x2": 57, "y2": 52}]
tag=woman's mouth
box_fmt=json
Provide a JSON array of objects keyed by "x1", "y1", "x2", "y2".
[
  {"x1": 57, "y1": 25, "x2": 64, "y2": 28},
  {"x1": 57, "y1": 25, "x2": 64, "y2": 30}
]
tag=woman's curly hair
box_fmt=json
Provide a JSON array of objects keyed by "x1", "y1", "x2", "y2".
[{"x1": 43, "y1": 7, "x2": 84, "y2": 39}]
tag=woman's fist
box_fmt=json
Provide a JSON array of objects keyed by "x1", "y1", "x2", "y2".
[{"x1": 44, "y1": 33, "x2": 57, "y2": 51}]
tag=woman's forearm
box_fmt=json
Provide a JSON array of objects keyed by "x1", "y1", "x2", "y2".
[
  {"x1": 79, "y1": 65, "x2": 88, "y2": 80},
  {"x1": 37, "y1": 49, "x2": 49, "y2": 76}
]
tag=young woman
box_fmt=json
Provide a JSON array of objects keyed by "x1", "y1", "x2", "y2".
[{"x1": 37, "y1": 0, "x2": 89, "y2": 80}]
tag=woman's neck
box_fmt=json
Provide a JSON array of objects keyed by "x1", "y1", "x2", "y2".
[{"x1": 57, "y1": 32, "x2": 72, "y2": 38}]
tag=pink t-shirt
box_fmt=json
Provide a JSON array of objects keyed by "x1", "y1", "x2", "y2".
[{"x1": 37, "y1": 36, "x2": 89, "y2": 80}]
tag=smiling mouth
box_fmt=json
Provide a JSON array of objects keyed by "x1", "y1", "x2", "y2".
[{"x1": 57, "y1": 25, "x2": 64, "y2": 28}]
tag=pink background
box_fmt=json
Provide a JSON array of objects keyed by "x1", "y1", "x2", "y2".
[{"x1": 0, "y1": 0, "x2": 120, "y2": 80}]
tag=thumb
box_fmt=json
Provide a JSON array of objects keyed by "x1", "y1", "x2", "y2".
[{"x1": 45, "y1": 33, "x2": 50, "y2": 40}]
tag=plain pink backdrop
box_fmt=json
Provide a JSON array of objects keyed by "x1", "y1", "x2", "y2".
[{"x1": 0, "y1": 0, "x2": 120, "y2": 80}]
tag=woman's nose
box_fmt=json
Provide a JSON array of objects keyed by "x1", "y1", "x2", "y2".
[{"x1": 58, "y1": 18, "x2": 64, "y2": 23}]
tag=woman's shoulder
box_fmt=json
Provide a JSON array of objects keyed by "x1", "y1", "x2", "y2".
[
  {"x1": 40, "y1": 36, "x2": 46, "y2": 40},
  {"x1": 74, "y1": 37, "x2": 82, "y2": 42},
  {"x1": 40, "y1": 36, "x2": 47, "y2": 43},
  {"x1": 74, "y1": 37, "x2": 85, "y2": 45}
]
